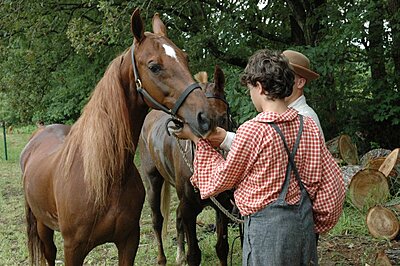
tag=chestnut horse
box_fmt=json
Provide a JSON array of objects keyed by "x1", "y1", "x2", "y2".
[
  {"x1": 139, "y1": 66, "x2": 235, "y2": 266},
  {"x1": 20, "y1": 8, "x2": 217, "y2": 266}
]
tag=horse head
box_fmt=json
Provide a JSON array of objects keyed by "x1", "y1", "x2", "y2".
[
  {"x1": 195, "y1": 65, "x2": 232, "y2": 131},
  {"x1": 129, "y1": 8, "x2": 216, "y2": 137}
]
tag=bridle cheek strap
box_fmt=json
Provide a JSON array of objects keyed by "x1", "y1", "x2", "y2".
[
  {"x1": 131, "y1": 44, "x2": 201, "y2": 118},
  {"x1": 136, "y1": 86, "x2": 171, "y2": 114}
]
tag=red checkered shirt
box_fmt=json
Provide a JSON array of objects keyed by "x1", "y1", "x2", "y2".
[{"x1": 190, "y1": 108, "x2": 345, "y2": 233}]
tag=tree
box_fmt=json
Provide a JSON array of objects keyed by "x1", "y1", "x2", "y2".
[{"x1": 1, "y1": 0, "x2": 399, "y2": 149}]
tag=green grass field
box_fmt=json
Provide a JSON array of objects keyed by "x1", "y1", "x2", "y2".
[
  {"x1": 1, "y1": 128, "x2": 390, "y2": 265},
  {"x1": 0, "y1": 129, "x2": 243, "y2": 265}
]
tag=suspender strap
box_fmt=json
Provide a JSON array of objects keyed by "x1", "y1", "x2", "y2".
[{"x1": 269, "y1": 115, "x2": 305, "y2": 199}]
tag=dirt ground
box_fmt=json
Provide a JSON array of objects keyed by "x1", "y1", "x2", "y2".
[{"x1": 318, "y1": 235, "x2": 400, "y2": 265}]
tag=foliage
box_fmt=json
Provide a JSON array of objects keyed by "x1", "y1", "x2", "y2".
[{"x1": 0, "y1": 0, "x2": 399, "y2": 149}]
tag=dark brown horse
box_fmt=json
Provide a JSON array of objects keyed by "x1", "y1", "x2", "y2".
[
  {"x1": 20, "y1": 8, "x2": 217, "y2": 266},
  {"x1": 139, "y1": 66, "x2": 235, "y2": 266}
]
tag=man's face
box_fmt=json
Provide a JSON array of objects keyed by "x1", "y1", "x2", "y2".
[{"x1": 284, "y1": 74, "x2": 306, "y2": 105}]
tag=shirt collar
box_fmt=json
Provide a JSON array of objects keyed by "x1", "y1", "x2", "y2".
[
  {"x1": 252, "y1": 108, "x2": 299, "y2": 123},
  {"x1": 287, "y1": 95, "x2": 306, "y2": 109}
]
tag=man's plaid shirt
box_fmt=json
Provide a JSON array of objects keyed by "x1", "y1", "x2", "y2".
[{"x1": 191, "y1": 108, "x2": 345, "y2": 233}]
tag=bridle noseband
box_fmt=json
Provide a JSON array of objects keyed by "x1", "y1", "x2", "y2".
[{"x1": 131, "y1": 44, "x2": 201, "y2": 120}]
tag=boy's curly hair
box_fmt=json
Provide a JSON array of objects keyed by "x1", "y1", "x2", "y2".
[{"x1": 240, "y1": 49, "x2": 294, "y2": 100}]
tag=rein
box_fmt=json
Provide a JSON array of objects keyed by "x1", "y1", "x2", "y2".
[{"x1": 131, "y1": 44, "x2": 201, "y2": 121}]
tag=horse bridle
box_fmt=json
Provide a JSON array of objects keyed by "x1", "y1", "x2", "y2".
[
  {"x1": 204, "y1": 91, "x2": 236, "y2": 132},
  {"x1": 131, "y1": 44, "x2": 201, "y2": 121}
]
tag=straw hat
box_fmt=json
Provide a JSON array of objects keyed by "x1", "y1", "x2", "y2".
[{"x1": 282, "y1": 50, "x2": 319, "y2": 81}]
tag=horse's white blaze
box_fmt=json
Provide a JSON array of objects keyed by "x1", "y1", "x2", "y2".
[{"x1": 162, "y1": 44, "x2": 179, "y2": 62}]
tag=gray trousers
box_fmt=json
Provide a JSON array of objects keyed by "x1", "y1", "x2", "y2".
[
  {"x1": 242, "y1": 192, "x2": 318, "y2": 266},
  {"x1": 242, "y1": 116, "x2": 318, "y2": 265}
]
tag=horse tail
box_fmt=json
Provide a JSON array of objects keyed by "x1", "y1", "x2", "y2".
[
  {"x1": 25, "y1": 201, "x2": 46, "y2": 265},
  {"x1": 160, "y1": 181, "x2": 171, "y2": 238}
]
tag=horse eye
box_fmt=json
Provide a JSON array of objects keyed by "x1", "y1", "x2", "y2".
[{"x1": 148, "y1": 63, "x2": 162, "y2": 73}]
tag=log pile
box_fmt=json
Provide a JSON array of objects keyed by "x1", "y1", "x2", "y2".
[{"x1": 326, "y1": 135, "x2": 400, "y2": 242}]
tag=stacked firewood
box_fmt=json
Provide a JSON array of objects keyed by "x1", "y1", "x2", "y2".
[{"x1": 326, "y1": 135, "x2": 400, "y2": 241}]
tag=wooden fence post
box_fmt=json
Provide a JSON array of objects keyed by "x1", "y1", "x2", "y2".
[{"x1": 2, "y1": 121, "x2": 8, "y2": 160}]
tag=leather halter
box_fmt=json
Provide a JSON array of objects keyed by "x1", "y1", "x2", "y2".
[{"x1": 131, "y1": 44, "x2": 201, "y2": 118}]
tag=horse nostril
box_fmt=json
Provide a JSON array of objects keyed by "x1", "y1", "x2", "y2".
[{"x1": 197, "y1": 112, "x2": 213, "y2": 133}]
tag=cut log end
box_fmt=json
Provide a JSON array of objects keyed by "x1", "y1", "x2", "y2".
[
  {"x1": 379, "y1": 148, "x2": 400, "y2": 178},
  {"x1": 367, "y1": 206, "x2": 399, "y2": 240},
  {"x1": 338, "y1": 134, "x2": 359, "y2": 165},
  {"x1": 360, "y1": 148, "x2": 391, "y2": 167},
  {"x1": 375, "y1": 249, "x2": 393, "y2": 266},
  {"x1": 348, "y1": 169, "x2": 390, "y2": 209}
]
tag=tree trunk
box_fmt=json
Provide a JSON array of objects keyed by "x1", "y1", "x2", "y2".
[
  {"x1": 387, "y1": 0, "x2": 400, "y2": 89},
  {"x1": 285, "y1": 0, "x2": 326, "y2": 46},
  {"x1": 379, "y1": 148, "x2": 400, "y2": 178},
  {"x1": 366, "y1": 0, "x2": 387, "y2": 91},
  {"x1": 360, "y1": 149, "x2": 392, "y2": 167},
  {"x1": 375, "y1": 249, "x2": 393, "y2": 266}
]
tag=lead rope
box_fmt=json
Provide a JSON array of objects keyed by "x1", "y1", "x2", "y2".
[{"x1": 172, "y1": 134, "x2": 244, "y2": 224}]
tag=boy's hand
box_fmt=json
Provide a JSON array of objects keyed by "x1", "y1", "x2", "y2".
[
  {"x1": 206, "y1": 127, "x2": 227, "y2": 147},
  {"x1": 168, "y1": 122, "x2": 200, "y2": 144}
]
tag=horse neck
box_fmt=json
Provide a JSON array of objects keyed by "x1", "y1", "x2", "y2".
[
  {"x1": 119, "y1": 52, "x2": 149, "y2": 150},
  {"x1": 60, "y1": 54, "x2": 148, "y2": 208}
]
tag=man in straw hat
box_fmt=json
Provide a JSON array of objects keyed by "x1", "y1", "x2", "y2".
[{"x1": 282, "y1": 50, "x2": 324, "y2": 140}]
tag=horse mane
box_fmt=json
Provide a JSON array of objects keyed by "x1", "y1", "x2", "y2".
[{"x1": 60, "y1": 54, "x2": 133, "y2": 208}]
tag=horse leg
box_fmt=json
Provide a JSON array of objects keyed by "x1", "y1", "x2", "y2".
[
  {"x1": 116, "y1": 224, "x2": 140, "y2": 266},
  {"x1": 63, "y1": 240, "x2": 89, "y2": 266},
  {"x1": 180, "y1": 202, "x2": 202, "y2": 266},
  {"x1": 215, "y1": 210, "x2": 229, "y2": 266},
  {"x1": 175, "y1": 204, "x2": 186, "y2": 265},
  {"x1": 36, "y1": 222, "x2": 57, "y2": 266},
  {"x1": 147, "y1": 174, "x2": 167, "y2": 265}
]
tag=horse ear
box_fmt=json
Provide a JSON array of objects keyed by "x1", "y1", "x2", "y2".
[
  {"x1": 131, "y1": 8, "x2": 145, "y2": 42},
  {"x1": 194, "y1": 71, "x2": 208, "y2": 84},
  {"x1": 152, "y1": 13, "x2": 167, "y2": 36},
  {"x1": 214, "y1": 65, "x2": 225, "y2": 91}
]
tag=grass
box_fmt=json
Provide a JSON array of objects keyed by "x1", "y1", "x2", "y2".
[
  {"x1": 3, "y1": 128, "x2": 392, "y2": 265},
  {"x1": 0, "y1": 129, "x2": 243, "y2": 265}
]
